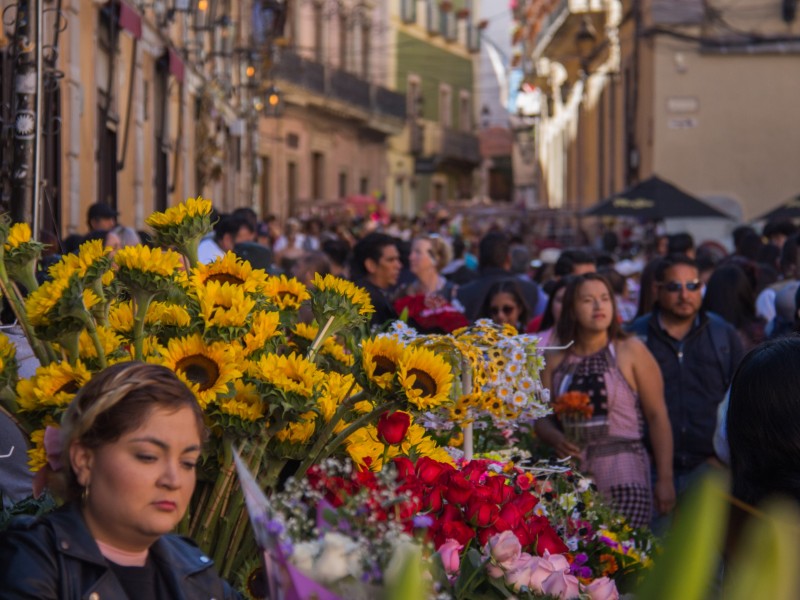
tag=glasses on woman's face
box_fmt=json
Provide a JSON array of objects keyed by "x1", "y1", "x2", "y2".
[
  {"x1": 662, "y1": 280, "x2": 702, "y2": 293},
  {"x1": 490, "y1": 304, "x2": 516, "y2": 317}
]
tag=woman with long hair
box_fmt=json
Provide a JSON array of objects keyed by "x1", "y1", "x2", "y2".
[
  {"x1": 702, "y1": 264, "x2": 765, "y2": 351},
  {"x1": 479, "y1": 279, "x2": 531, "y2": 331},
  {"x1": 535, "y1": 273, "x2": 675, "y2": 527}
]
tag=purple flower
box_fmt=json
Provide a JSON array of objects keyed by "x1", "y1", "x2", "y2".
[
  {"x1": 413, "y1": 515, "x2": 434, "y2": 529},
  {"x1": 573, "y1": 552, "x2": 589, "y2": 566},
  {"x1": 266, "y1": 519, "x2": 284, "y2": 535}
]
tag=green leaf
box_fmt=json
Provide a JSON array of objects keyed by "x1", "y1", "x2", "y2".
[
  {"x1": 637, "y1": 471, "x2": 729, "y2": 600},
  {"x1": 723, "y1": 498, "x2": 800, "y2": 600},
  {"x1": 386, "y1": 543, "x2": 427, "y2": 600}
]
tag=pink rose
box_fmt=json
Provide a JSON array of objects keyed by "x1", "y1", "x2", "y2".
[
  {"x1": 503, "y1": 553, "x2": 537, "y2": 591},
  {"x1": 544, "y1": 550, "x2": 570, "y2": 573},
  {"x1": 437, "y1": 539, "x2": 463, "y2": 576},
  {"x1": 583, "y1": 577, "x2": 620, "y2": 600},
  {"x1": 542, "y1": 570, "x2": 581, "y2": 599},
  {"x1": 485, "y1": 530, "x2": 521, "y2": 567},
  {"x1": 527, "y1": 556, "x2": 558, "y2": 594}
]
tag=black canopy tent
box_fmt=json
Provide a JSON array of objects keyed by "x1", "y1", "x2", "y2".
[
  {"x1": 753, "y1": 195, "x2": 800, "y2": 222},
  {"x1": 582, "y1": 175, "x2": 731, "y2": 220}
]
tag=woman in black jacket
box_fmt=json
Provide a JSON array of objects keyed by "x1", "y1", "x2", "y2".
[{"x1": 0, "y1": 361, "x2": 240, "y2": 599}]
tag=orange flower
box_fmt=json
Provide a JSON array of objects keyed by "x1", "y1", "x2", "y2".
[
  {"x1": 599, "y1": 553, "x2": 619, "y2": 577},
  {"x1": 553, "y1": 390, "x2": 593, "y2": 419}
]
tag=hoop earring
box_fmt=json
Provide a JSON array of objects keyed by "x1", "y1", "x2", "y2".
[{"x1": 82, "y1": 483, "x2": 90, "y2": 503}]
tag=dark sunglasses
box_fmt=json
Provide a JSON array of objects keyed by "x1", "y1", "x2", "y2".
[
  {"x1": 662, "y1": 280, "x2": 702, "y2": 293},
  {"x1": 490, "y1": 305, "x2": 516, "y2": 317}
]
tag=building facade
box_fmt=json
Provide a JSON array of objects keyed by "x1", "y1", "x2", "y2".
[
  {"x1": 386, "y1": 0, "x2": 482, "y2": 216},
  {"x1": 519, "y1": 0, "x2": 800, "y2": 222}
]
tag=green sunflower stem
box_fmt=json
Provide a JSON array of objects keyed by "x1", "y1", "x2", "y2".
[
  {"x1": 307, "y1": 315, "x2": 336, "y2": 363},
  {"x1": 316, "y1": 399, "x2": 405, "y2": 464},
  {"x1": 0, "y1": 274, "x2": 51, "y2": 365},
  {"x1": 82, "y1": 315, "x2": 107, "y2": 370},
  {"x1": 195, "y1": 442, "x2": 236, "y2": 552},
  {"x1": 60, "y1": 330, "x2": 81, "y2": 365},
  {"x1": 131, "y1": 292, "x2": 155, "y2": 361},
  {"x1": 8, "y1": 262, "x2": 39, "y2": 294},
  {"x1": 181, "y1": 238, "x2": 200, "y2": 271},
  {"x1": 294, "y1": 387, "x2": 363, "y2": 480}
]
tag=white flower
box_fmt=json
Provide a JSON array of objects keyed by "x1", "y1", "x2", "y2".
[
  {"x1": 558, "y1": 493, "x2": 578, "y2": 512},
  {"x1": 576, "y1": 477, "x2": 592, "y2": 493},
  {"x1": 290, "y1": 540, "x2": 320, "y2": 574},
  {"x1": 315, "y1": 532, "x2": 364, "y2": 584}
]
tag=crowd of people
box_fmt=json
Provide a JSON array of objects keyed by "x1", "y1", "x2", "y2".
[{"x1": 3, "y1": 201, "x2": 800, "y2": 595}]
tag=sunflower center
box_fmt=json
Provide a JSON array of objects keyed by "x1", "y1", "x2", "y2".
[
  {"x1": 55, "y1": 379, "x2": 81, "y2": 395},
  {"x1": 278, "y1": 291, "x2": 298, "y2": 301},
  {"x1": 373, "y1": 355, "x2": 397, "y2": 377},
  {"x1": 408, "y1": 368, "x2": 437, "y2": 397},
  {"x1": 176, "y1": 354, "x2": 220, "y2": 391},
  {"x1": 207, "y1": 273, "x2": 244, "y2": 286}
]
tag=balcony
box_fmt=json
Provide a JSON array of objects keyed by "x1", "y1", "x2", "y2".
[
  {"x1": 531, "y1": 0, "x2": 607, "y2": 63},
  {"x1": 423, "y1": 122, "x2": 481, "y2": 167},
  {"x1": 273, "y1": 51, "x2": 406, "y2": 133}
]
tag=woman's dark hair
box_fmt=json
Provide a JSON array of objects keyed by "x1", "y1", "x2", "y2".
[
  {"x1": 557, "y1": 273, "x2": 625, "y2": 345},
  {"x1": 479, "y1": 279, "x2": 530, "y2": 328},
  {"x1": 57, "y1": 362, "x2": 206, "y2": 501},
  {"x1": 728, "y1": 337, "x2": 800, "y2": 505},
  {"x1": 635, "y1": 257, "x2": 664, "y2": 319},
  {"x1": 539, "y1": 276, "x2": 575, "y2": 332},
  {"x1": 701, "y1": 264, "x2": 756, "y2": 329}
]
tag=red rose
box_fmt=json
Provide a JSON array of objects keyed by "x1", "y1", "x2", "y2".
[
  {"x1": 392, "y1": 456, "x2": 416, "y2": 481},
  {"x1": 466, "y1": 499, "x2": 499, "y2": 528},
  {"x1": 444, "y1": 472, "x2": 474, "y2": 506},
  {"x1": 495, "y1": 502, "x2": 525, "y2": 532},
  {"x1": 439, "y1": 520, "x2": 475, "y2": 547},
  {"x1": 535, "y1": 523, "x2": 569, "y2": 556},
  {"x1": 510, "y1": 493, "x2": 539, "y2": 517},
  {"x1": 438, "y1": 503, "x2": 463, "y2": 524},
  {"x1": 486, "y1": 476, "x2": 515, "y2": 505},
  {"x1": 513, "y1": 524, "x2": 535, "y2": 547},
  {"x1": 516, "y1": 473, "x2": 534, "y2": 491},
  {"x1": 416, "y1": 457, "x2": 454, "y2": 485},
  {"x1": 461, "y1": 459, "x2": 491, "y2": 479},
  {"x1": 377, "y1": 411, "x2": 411, "y2": 445},
  {"x1": 470, "y1": 485, "x2": 494, "y2": 504},
  {"x1": 425, "y1": 485, "x2": 445, "y2": 512}
]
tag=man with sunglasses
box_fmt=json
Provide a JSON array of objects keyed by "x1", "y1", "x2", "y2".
[{"x1": 628, "y1": 255, "x2": 744, "y2": 508}]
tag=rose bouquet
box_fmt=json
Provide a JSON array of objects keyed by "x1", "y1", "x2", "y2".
[{"x1": 252, "y1": 452, "x2": 652, "y2": 599}]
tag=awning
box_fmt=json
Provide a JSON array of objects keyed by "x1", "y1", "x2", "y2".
[{"x1": 116, "y1": 0, "x2": 142, "y2": 39}]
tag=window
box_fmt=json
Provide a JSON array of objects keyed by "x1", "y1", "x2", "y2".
[
  {"x1": 312, "y1": 152, "x2": 325, "y2": 199},
  {"x1": 407, "y1": 75, "x2": 422, "y2": 118},
  {"x1": 314, "y1": 3, "x2": 324, "y2": 63},
  {"x1": 439, "y1": 84, "x2": 452, "y2": 128},
  {"x1": 260, "y1": 156, "x2": 272, "y2": 216},
  {"x1": 458, "y1": 90, "x2": 471, "y2": 132},
  {"x1": 287, "y1": 161, "x2": 298, "y2": 204},
  {"x1": 361, "y1": 22, "x2": 370, "y2": 79},
  {"x1": 400, "y1": 0, "x2": 416, "y2": 23},
  {"x1": 338, "y1": 13, "x2": 348, "y2": 70},
  {"x1": 338, "y1": 171, "x2": 348, "y2": 198},
  {"x1": 359, "y1": 176, "x2": 369, "y2": 195}
]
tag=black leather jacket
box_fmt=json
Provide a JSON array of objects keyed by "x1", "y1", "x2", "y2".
[{"x1": 0, "y1": 504, "x2": 241, "y2": 599}]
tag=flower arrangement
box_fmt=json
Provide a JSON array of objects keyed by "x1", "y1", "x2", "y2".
[
  {"x1": 251, "y1": 454, "x2": 654, "y2": 599},
  {"x1": 393, "y1": 293, "x2": 469, "y2": 334},
  {"x1": 553, "y1": 391, "x2": 594, "y2": 447}
]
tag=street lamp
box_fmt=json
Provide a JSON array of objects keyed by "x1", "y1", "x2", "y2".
[{"x1": 574, "y1": 17, "x2": 597, "y2": 74}]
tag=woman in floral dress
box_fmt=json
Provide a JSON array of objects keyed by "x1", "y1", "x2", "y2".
[{"x1": 535, "y1": 273, "x2": 675, "y2": 527}]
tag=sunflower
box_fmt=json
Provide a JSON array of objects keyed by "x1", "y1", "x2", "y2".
[
  {"x1": 361, "y1": 336, "x2": 405, "y2": 391},
  {"x1": 196, "y1": 281, "x2": 255, "y2": 328},
  {"x1": 218, "y1": 380, "x2": 265, "y2": 422},
  {"x1": 78, "y1": 325, "x2": 124, "y2": 361},
  {"x1": 145, "y1": 197, "x2": 213, "y2": 264},
  {"x1": 260, "y1": 275, "x2": 310, "y2": 311},
  {"x1": 292, "y1": 323, "x2": 353, "y2": 366},
  {"x1": 345, "y1": 425, "x2": 394, "y2": 471},
  {"x1": 398, "y1": 346, "x2": 453, "y2": 411},
  {"x1": 3, "y1": 222, "x2": 45, "y2": 291},
  {"x1": 191, "y1": 252, "x2": 267, "y2": 294},
  {"x1": 275, "y1": 411, "x2": 317, "y2": 444},
  {"x1": 16, "y1": 361, "x2": 93, "y2": 412},
  {"x1": 0, "y1": 332, "x2": 17, "y2": 388},
  {"x1": 317, "y1": 372, "x2": 358, "y2": 422},
  {"x1": 310, "y1": 273, "x2": 375, "y2": 318},
  {"x1": 24, "y1": 276, "x2": 71, "y2": 327},
  {"x1": 27, "y1": 428, "x2": 48, "y2": 472},
  {"x1": 147, "y1": 301, "x2": 192, "y2": 328},
  {"x1": 115, "y1": 245, "x2": 185, "y2": 296},
  {"x1": 4, "y1": 222, "x2": 31, "y2": 249},
  {"x1": 253, "y1": 352, "x2": 323, "y2": 399},
  {"x1": 401, "y1": 423, "x2": 453, "y2": 465},
  {"x1": 242, "y1": 311, "x2": 281, "y2": 357},
  {"x1": 157, "y1": 334, "x2": 241, "y2": 408}
]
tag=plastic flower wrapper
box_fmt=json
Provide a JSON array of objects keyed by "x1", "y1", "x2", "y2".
[{"x1": 145, "y1": 196, "x2": 213, "y2": 268}]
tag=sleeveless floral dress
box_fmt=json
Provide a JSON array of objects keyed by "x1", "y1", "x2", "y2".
[{"x1": 552, "y1": 344, "x2": 652, "y2": 527}]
